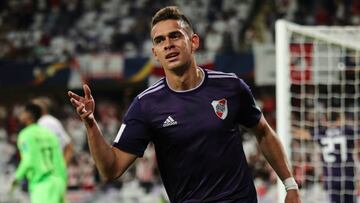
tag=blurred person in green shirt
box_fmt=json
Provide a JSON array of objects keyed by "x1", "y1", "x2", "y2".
[{"x1": 12, "y1": 103, "x2": 67, "y2": 203}]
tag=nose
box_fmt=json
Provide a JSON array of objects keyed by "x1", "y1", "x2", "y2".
[{"x1": 164, "y1": 37, "x2": 175, "y2": 50}]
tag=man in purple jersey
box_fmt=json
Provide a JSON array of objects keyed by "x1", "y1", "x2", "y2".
[
  {"x1": 314, "y1": 112, "x2": 358, "y2": 203},
  {"x1": 68, "y1": 6, "x2": 301, "y2": 203}
]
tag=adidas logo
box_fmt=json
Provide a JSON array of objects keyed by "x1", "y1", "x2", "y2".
[{"x1": 163, "y1": 116, "x2": 178, "y2": 127}]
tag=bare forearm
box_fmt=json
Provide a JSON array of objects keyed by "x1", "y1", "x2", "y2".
[
  {"x1": 68, "y1": 86, "x2": 136, "y2": 181},
  {"x1": 257, "y1": 129, "x2": 292, "y2": 180},
  {"x1": 252, "y1": 116, "x2": 293, "y2": 181},
  {"x1": 85, "y1": 118, "x2": 117, "y2": 180},
  {"x1": 63, "y1": 144, "x2": 74, "y2": 165},
  {"x1": 252, "y1": 117, "x2": 301, "y2": 202}
]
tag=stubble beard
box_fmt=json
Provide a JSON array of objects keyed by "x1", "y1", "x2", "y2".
[{"x1": 165, "y1": 58, "x2": 193, "y2": 76}]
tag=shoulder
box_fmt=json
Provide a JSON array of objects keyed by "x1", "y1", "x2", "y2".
[
  {"x1": 19, "y1": 124, "x2": 37, "y2": 136},
  {"x1": 136, "y1": 78, "x2": 166, "y2": 100},
  {"x1": 18, "y1": 127, "x2": 30, "y2": 141},
  {"x1": 18, "y1": 124, "x2": 40, "y2": 142},
  {"x1": 38, "y1": 125, "x2": 58, "y2": 143},
  {"x1": 38, "y1": 115, "x2": 60, "y2": 125},
  {"x1": 206, "y1": 69, "x2": 238, "y2": 79},
  {"x1": 124, "y1": 78, "x2": 166, "y2": 117},
  {"x1": 205, "y1": 69, "x2": 249, "y2": 90}
]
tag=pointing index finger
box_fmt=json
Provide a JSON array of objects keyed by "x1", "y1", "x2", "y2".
[{"x1": 68, "y1": 91, "x2": 83, "y2": 101}]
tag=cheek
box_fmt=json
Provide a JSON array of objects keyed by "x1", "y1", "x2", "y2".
[
  {"x1": 152, "y1": 48, "x2": 161, "y2": 60},
  {"x1": 185, "y1": 42, "x2": 194, "y2": 52},
  {"x1": 18, "y1": 113, "x2": 27, "y2": 123},
  {"x1": 184, "y1": 43, "x2": 193, "y2": 55}
]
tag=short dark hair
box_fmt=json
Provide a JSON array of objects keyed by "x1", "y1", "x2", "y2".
[
  {"x1": 32, "y1": 96, "x2": 52, "y2": 113},
  {"x1": 25, "y1": 103, "x2": 42, "y2": 122},
  {"x1": 151, "y1": 6, "x2": 194, "y2": 33}
]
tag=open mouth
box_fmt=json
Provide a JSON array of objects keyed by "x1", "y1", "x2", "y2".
[{"x1": 165, "y1": 52, "x2": 180, "y2": 60}]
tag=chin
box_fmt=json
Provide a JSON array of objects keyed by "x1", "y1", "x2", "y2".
[{"x1": 166, "y1": 61, "x2": 189, "y2": 71}]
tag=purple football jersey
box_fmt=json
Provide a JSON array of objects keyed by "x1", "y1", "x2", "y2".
[
  {"x1": 315, "y1": 126, "x2": 356, "y2": 176},
  {"x1": 113, "y1": 68, "x2": 261, "y2": 203},
  {"x1": 314, "y1": 126, "x2": 357, "y2": 203}
]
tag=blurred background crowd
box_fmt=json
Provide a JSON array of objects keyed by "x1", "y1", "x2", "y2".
[
  {"x1": 1, "y1": 0, "x2": 360, "y2": 202},
  {"x1": 1, "y1": 0, "x2": 360, "y2": 61}
]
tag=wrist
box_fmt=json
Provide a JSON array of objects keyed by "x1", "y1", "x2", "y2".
[
  {"x1": 84, "y1": 113, "x2": 96, "y2": 127},
  {"x1": 283, "y1": 177, "x2": 298, "y2": 191}
]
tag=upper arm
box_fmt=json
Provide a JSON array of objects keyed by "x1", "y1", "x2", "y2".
[
  {"x1": 247, "y1": 115, "x2": 275, "y2": 143},
  {"x1": 110, "y1": 146, "x2": 137, "y2": 179},
  {"x1": 58, "y1": 127, "x2": 71, "y2": 146},
  {"x1": 236, "y1": 79, "x2": 262, "y2": 128},
  {"x1": 15, "y1": 134, "x2": 33, "y2": 180},
  {"x1": 53, "y1": 119, "x2": 72, "y2": 147},
  {"x1": 109, "y1": 98, "x2": 153, "y2": 180},
  {"x1": 17, "y1": 135, "x2": 33, "y2": 162},
  {"x1": 113, "y1": 98, "x2": 152, "y2": 157}
]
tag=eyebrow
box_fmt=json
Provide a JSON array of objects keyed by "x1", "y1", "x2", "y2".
[
  {"x1": 153, "y1": 31, "x2": 183, "y2": 42},
  {"x1": 153, "y1": 35, "x2": 165, "y2": 43}
]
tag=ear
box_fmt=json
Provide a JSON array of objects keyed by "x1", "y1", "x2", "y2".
[
  {"x1": 191, "y1": 34, "x2": 200, "y2": 52},
  {"x1": 152, "y1": 47, "x2": 159, "y2": 61}
]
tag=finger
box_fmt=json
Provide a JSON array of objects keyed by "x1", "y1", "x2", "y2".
[
  {"x1": 83, "y1": 84, "x2": 92, "y2": 100},
  {"x1": 70, "y1": 98, "x2": 79, "y2": 107},
  {"x1": 70, "y1": 98, "x2": 80, "y2": 107},
  {"x1": 76, "y1": 105, "x2": 94, "y2": 120},
  {"x1": 76, "y1": 104, "x2": 87, "y2": 114},
  {"x1": 68, "y1": 91, "x2": 83, "y2": 101}
]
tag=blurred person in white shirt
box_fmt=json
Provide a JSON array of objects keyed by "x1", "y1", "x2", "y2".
[{"x1": 32, "y1": 96, "x2": 74, "y2": 165}]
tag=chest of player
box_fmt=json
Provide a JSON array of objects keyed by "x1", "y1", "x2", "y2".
[{"x1": 147, "y1": 92, "x2": 241, "y2": 144}]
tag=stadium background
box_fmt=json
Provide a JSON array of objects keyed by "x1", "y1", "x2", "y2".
[{"x1": 0, "y1": 0, "x2": 359, "y2": 202}]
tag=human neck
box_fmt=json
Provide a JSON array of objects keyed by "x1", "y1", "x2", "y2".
[{"x1": 165, "y1": 65, "x2": 203, "y2": 91}]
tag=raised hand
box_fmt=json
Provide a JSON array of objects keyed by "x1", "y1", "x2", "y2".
[{"x1": 68, "y1": 84, "x2": 95, "y2": 123}]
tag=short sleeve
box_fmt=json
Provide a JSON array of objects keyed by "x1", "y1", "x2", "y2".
[
  {"x1": 237, "y1": 79, "x2": 262, "y2": 128},
  {"x1": 38, "y1": 115, "x2": 72, "y2": 149},
  {"x1": 56, "y1": 125, "x2": 71, "y2": 148},
  {"x1": 112, "y1": 97, "x2": 151, "y2": 157},
  {"x1": 15, "y1": 132, "x2": 32, "y2": 181}
]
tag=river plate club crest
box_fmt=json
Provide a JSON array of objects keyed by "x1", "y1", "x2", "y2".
[{"x1": 211, "y1": 99, "x2": 228, "y2": 120}]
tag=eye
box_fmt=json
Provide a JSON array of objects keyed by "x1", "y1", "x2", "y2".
[
  {"x1": 169, "y1": 32, "x2": 182, "y2": 40},
  {"x1": 153, "y1": 36, "x2": 164, "y2": 45}
]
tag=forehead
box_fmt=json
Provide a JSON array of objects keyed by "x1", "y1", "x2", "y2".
[{"x1": 151, "y1": 19, "x2": 187, "y2": 38}]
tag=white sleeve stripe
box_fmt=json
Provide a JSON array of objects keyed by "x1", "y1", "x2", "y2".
[
  {"x1": 137, "y1": 79, "x2": 164, "y2": 98},
  {"x1": 207, "y1": 70, "x2": 237, "y2": 77},
  {"x1": 138, "y1": 84, "x2": 165, "y2": 99},
  {"x1": 114, "y1": 124, "x2": 126, "y2": 143},
  {"x1": 208, "y1": 75, "x2": 238, "y2": 79}
]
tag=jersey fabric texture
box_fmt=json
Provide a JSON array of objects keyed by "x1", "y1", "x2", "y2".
[
  {"x1": 30, "y1": 175, "x2": 66, "y2": 203},
  {"x1": 113, "y1": 68, "x2": 262, "y2": 203},
  {"x1": 15, "y1": 124, "x2": 67, "y2": 202},
  {"x1": 38, "y1": 114, "x2": 71, "y2": 150},
  {"x1": 314, "y1": 126, "x2": 357, "y2": 203}
]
